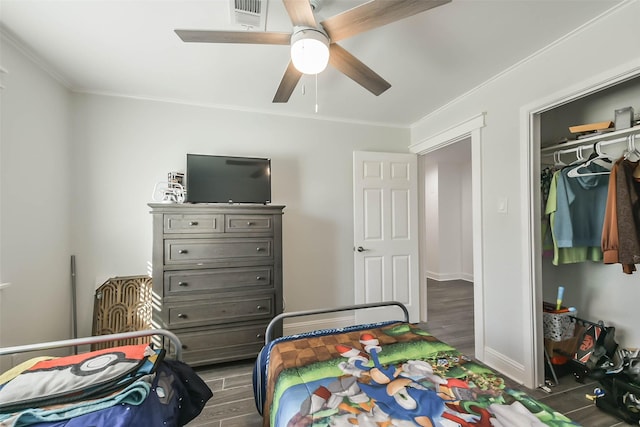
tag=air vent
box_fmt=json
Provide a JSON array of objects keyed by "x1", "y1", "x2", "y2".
[{"x1": 230, "y1": 0, "x2": 267, "y2": 30}]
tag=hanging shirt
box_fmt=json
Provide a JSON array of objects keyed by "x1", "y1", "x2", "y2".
[
  {"x1": 545, "y1": 170, "x2": 602, "y2": 265},
  {"x1": 541, "y1": 166, "x2": 557, "y2": 258},
  {"x1": 553, "y1": 162, "x2": 610, "y2": 248},
  {"x1": 615, "y1": 159, "x2": 640, "y2": 267},
  {"x1": 601, "y1": 160, "x2": 636, "y2": 274}
]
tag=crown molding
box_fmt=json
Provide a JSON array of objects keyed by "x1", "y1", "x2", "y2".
[{"x1": 1, "y1": 23, "x2": 72, "y2": 88}]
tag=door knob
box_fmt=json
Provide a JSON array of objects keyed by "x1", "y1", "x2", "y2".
[{"x1": 356, "y1": 246, "x2": 368, "y2": 252}]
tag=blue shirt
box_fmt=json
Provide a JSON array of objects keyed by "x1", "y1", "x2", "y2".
[{"x1": 553, "y1": 162, "x2": 610, "y2": 248}]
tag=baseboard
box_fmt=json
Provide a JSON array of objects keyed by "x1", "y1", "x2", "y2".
[
  {"x1": 426, "y1": 271, "x2": 474, "y2": 282},
  {"x1": 459, "y1": 272, "x2": 474, "y2": 282},
  {"x1": 283, "y1": 314, "x2": 355, "y2": 337},
  {"x1": 482, "y1": 345, "x2": 526, "y2": 385}
]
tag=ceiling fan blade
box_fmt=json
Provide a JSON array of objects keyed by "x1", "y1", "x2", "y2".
[
  {"x1": 329, "y1": 44, "x2": 390, "y2": 96},
  {"x1": 283, "y1": 0, "x2": 317, "y2": 27},
  {"x1": 321, "y1": 0, "x2": 450, "y2": 42},
  {"x1": 273, "y1": 61, "x2": 303, "y2": 103},
  {"x1": 175, "y1": 30, "x2": 290, "y2": 45}
]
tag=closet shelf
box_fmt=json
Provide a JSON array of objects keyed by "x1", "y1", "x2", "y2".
[{"x1": 541, "y1": 124, "x2": 640, "y2": 154}]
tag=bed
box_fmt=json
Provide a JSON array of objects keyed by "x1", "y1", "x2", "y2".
[
  {"x1": 0, "y1": 329, "x2": 212, "y2": 426},
  {"x1": 253, "y1": 301, "x2": 581, "y2": 427}
]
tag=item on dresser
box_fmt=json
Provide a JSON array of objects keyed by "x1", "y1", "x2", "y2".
[
  {"x1": 185, "y1": 154, "x2": 271, "y2": 204},
  {"x1": 152, "y1": 181, "x2": 185, "y2": 204},
  {"x1": 149, "y1": 203, "x2": 284, "y2": 366}
]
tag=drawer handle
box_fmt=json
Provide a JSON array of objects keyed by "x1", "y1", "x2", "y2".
[
  {"x1": 177, "y1": 313, "x2": 187, "y2": 319},
  {"x1": 256, "y1": 305, "x2": 265, "y2": 311},
  {"x1": 178, "y1": 281, "x2": 188, "y2": 287},
  {"x1": 256, "y1": 276, "x2": 264, "y2": 281},
  {"x1": 247, "y1": 221, "x2": 254, "y2": 226},
  {"x1": 189, "y1": 221, "x2": 199, "y2": 226},
  {"x1": 181, "y1": 344, "x2": 188, "y2": 350},
  {"x1": 256, "y1": 247, "x2": 264, "y2": 252},
  {"x1": 256, "y1": 333, "x2": 263, "y2": 339},
  {"x1": 178, "y1": 249, "x2": 188, "y2": 254}
]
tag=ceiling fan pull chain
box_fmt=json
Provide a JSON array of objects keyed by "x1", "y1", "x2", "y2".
[{"x1": 315, "y1": 73, "x2": 319, "y2": 113}]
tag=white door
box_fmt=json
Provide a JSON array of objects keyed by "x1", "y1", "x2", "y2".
[{"x1": 353, "y1": 151, "x2": 420, "y2": 324}]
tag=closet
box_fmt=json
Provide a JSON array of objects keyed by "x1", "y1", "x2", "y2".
[{"x1": 539, "y1": 75, "x2": 640, "y2": 352}]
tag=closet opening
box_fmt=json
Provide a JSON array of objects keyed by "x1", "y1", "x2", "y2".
[{"x1": 524, "y1": 68, "x2": 640, "y2": 388}]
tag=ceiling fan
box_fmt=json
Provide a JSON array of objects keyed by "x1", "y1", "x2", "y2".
[{"x1": 175, "y1": 0, "x2": 450, "y2": 103}]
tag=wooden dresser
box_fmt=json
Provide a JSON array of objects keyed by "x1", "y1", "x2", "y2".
[{"x1": 149, "y1": 203, "x2": 284, "y2": 366}]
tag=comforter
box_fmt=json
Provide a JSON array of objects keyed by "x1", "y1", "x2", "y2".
[{"x1": 255, "y1": 322, "x2": 580, "y2": 427}]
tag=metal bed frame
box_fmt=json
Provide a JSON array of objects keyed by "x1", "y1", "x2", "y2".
[
  {"x1": 264, "y1": 300, "x2": 410, "y2": 345},
  {"x1": 0, "y1": 329, "x2": 183, "y2": 361}
]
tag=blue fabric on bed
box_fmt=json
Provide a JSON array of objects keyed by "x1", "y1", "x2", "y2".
[
  {"x1": 0, "y1": 379, "x2": 152, "y2": 426},
  {"x1": 4, "y1": 360, "x2": 212, "y2": 427},
  {"x1": 0, "y1": 346, "x2": 163, "y2": 414},
  {"x1": 252, "y1": 320, "x2": 400, "y2": 415}
]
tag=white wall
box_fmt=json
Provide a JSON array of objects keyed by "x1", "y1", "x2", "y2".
[
  {"x1": 423, "y1": 160, "x2": 439, "y2": 275},
  {"x1": 460, "y1": 165, "x2": 473, "y2": 280},
  {"x1": 411, "y1": 1, "x2": 640, "y2": 379},
  {"x1": 422, "y1": 151, "x2": 473, "y2": 281},
  {"x1": 67, "y1": 93, "x2": 409, "y2": 338},
  {"x1": 0, "y1": 34, "x2": 410, "y2": 352},
  {"x1": 0, "y1": 38, "x2": 72, "y2": 363},
  {"x1": 438, "y1": 164, "x2": 463, "y2": 277}
]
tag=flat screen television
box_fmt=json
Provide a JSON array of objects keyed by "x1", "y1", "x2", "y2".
[{"x1": 185, "y1": 154, "x2": 271, "y2": 204}]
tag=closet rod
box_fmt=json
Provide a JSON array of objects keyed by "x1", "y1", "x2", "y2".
[
  {"x1": 541, "y1": 133, "x2": 638, "y2": 157},
  {"x1": 540, "y1": 125, "x2": 640, "y2": 154}
]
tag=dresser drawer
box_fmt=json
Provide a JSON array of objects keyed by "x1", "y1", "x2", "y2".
[
  {"x1": 167, "y1": 294, "x2": 273, "y2": 327},
  {"x1": 165, "y1": 238, "x2": 272, "y2": 264},
  {"x1": 164, "y1": 267, "x2": 273, "y2": 296},
  {"x1": 176, "y1": 323, "x2": 267, "y2": 366},
  {"x1": 225, "y1": 215, "x2": 273, "y2": 233},
  {"x1": 164, "y1": 214, "x2": 224, "y2": 233}
]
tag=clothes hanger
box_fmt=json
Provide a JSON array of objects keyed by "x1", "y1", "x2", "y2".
[
  {"x1": 625, "y1": 134, "x2": 640, "y2": 162},
  {"x1": 568, "y1": 146, "x2": 585, "y2": 165},
  {"x1": 553, "y1": 151, "x2": 567, "y2": 167},
  {"x1": 626, "y1": 134, "x2": 640, "y2": 179},
  {"x1": 567, "y1": 141, "x2": 612, "y2": 177}
]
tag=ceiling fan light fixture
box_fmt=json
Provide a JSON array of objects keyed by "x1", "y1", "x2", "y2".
[{"x1": 290, "y1": 27, "x2": 330, "y2": 75}]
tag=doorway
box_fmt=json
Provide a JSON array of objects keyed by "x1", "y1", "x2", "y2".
[
  {"x1": 409, "y1": 112, "x2": 486, "y2": 362},
  {"x1": 420, "y1": 139, "x2": 474, "y2": 356}
]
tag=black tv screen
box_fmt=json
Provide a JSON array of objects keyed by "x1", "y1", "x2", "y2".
[{"x1": 185, "y1": 154, "x2": 271, "y2": 204}]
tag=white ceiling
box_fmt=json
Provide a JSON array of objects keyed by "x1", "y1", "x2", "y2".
[{"x1": 0, "y1": 0, "x2": 623, "y2": 127}]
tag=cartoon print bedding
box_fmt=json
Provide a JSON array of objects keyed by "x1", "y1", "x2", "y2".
[
  {"x1": 255, "y1": 322, "x2": 581, "y2": 427},
  {"x1": 0, "y1": 342, "x2": 212, "y2": 427}
]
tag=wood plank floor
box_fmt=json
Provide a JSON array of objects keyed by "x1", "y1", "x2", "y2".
[{"x1": 188, "y1": 279, "x2": 626, "y2": 426}]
